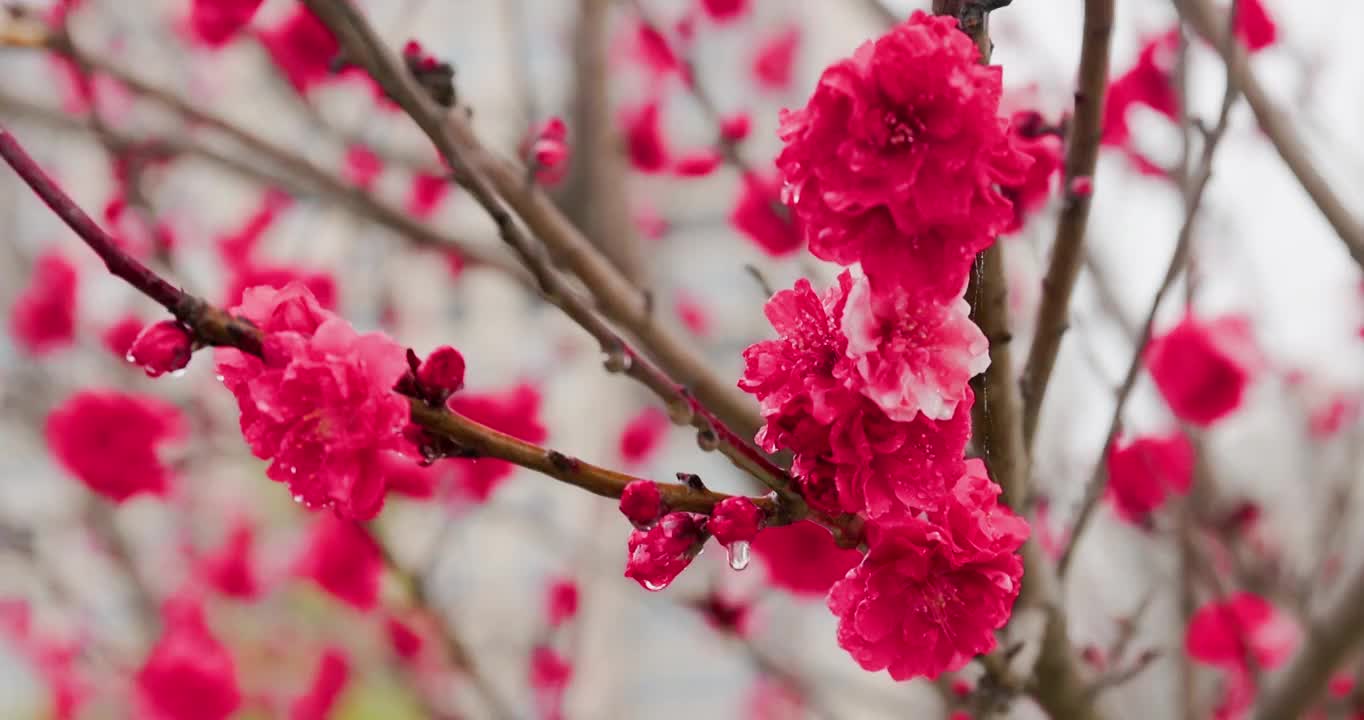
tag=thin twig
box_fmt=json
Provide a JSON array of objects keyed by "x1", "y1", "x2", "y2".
[
  {"x1": 1173, "y1": 0, "x2": 1364, "y2": 272},
  {"x1": 1057, "y1": 67, "x2": 1241, "y2": 576},
  {"x1": 1019, "y1": 0, "x2": 1115, "y2": 449}
]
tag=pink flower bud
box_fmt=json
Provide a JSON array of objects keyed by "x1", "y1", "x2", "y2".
[
  {"x1": 417, "y1": 345, "x2": 466, "y2": 400},
  {"x1": 529, "y1": 117, "x2": 570, "y2": 186},
  {"x1": 1069, "y1": 175, "x2": 1094, "y2": 197},
  {"x1": 720, "y1": 112, "x2": 751, "y2": 142},
  {"x1": 544, "y1": 578, "x2": 579, "y2": 629},
  {"x1": 129, "y1": 320, "x2": 193, "y2": 377},
  {"x1": 619, "y1": 480, "x2": 664, "y2": 527},
  {"x1": 708, "y1": 496, "x2": 764, "y2": 546},
  {"x1": 624, "y1": 512, "x2": 707, "y2": 591}
]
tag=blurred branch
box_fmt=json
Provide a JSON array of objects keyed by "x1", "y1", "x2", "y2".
[
  {"x1": 297, "y1": 0, "x2": 826, "y2": 528},
  {"x1": 1019, "y1": 0, "x2": 1115, "y2": 448},
  {"x1": 1172, "y1": 0, "x2": 1364, "y2": 272},
  {"x1": 1057, "y1": 67, "x2": 1240, "y2": 577}
]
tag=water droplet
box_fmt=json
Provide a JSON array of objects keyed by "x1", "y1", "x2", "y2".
[
  {"x1": 214, "y1": 374, "x2": 225, "y2": 383},
  {"x1": 643, "y1": 579, "x2": 668, "y2": 592},
  {"x1": 169, "y1": 368, "x2": 188, "y2": 379},
  {"x1": 727, "y1": 541, "x2": 751, "y2": 571},
  {"x1": 289, "y1": 466, "x2": 298, "y2": 475},
  {"x1": 291, "y1": 494, "x2": 306, "y2": 504},
  {"x1": 124, "y1": 351, "x2": 136, "y2": 363}
]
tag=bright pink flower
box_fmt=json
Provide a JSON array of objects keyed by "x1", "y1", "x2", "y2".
[
  {"x1": 258, "y1": 7, "x2": 340, "y2": 94},
  {"x1": 730, "y1": 173, "x2": 801, "y2": 256},
  {"x1": 619, "y1": 407, "x2": 669, "y2": 465},
  {"x1": 407, "y1": 171, "x2": 450, "y2": 218},
  {"x1": 186, "y1": 0, "x2": 264, "y2": 48},
  {"x1": 828, "y1": 460, "x2": 1028, "y2": 680},
  {"x1": 529, "y1": 645, "x2": 572, "y2": 720},
  {"x1": 545, "y1": 578, "x2": 579, "y2": 629},
  {"x1": 200, "y1": 518, "x2": 260, "y2": 600},
  {"x1": 752, "y1": 26, "x2": 800, "y2": 91},
  {"x1": 128, "y1": 320, "x2": 194, "y2": 378},
  {"x1": 632, "y1": 22, "x2": 680, "y2": 76},
  {"x1": 840, "y1": 274, "x2": 987, "y2": 422},
  {"x1": 776, "y1": 13, "x2": 1028, "y2": 299},
  {"x1": 624, "y1": 512, "x2": 708, "y2": 590},
  {"x1": 673, "y1": 149, "x2": 722, "y2": 177},
  {"x1": 619, "y1": 480, "x2": 665, "y2": 527},
  {"x1": 740, "y1": 275, "x2": 970, "y2": 516},
  {"x1": 344, "y1": 145, "x2": 384, "y2": 190},
  {"x1": 709, "y1": 497, "x2": 765, "y2": 547},
  {"x1": 1146, "y1": 314, "x2": 1259, "y2": 427},
  {"x1": 296, "y1": 513, "x2": 383, "y2": 612},
  {"x1": 11, "y1": 250, "x2": 78, "y2": 356},
  {"x1": 624, "y1": 100, "x2": 670, "y2": 173},
  {"x1": 46, "y1": 390, "x2": 183, "y2": 503},
  {"x1": 1101, "y1": 29, "x2": 1179, "y2": 149},
  {"x1": 1186, "y1": 592, "x2": 1298, "y2": 671},
  {"x1": 751, "y1": 520, "x2": 860, "y2": 597},
  {"x1": 289, "y1": 648, "x2": 349, "y2": 720},
  {"x1": 720, "y1": 112, "x2": 752, "y2": 142},
  {"x1": 1001, "y1": 112, "x2": 1064, "y2": 232},
  {"x1": 225, "y1": 265, "x2": 337, "y2": 311},
  {"x1": 1106, "y1": 432, "x2": 1195, "y2": 524},
  {"x1": 418, "y1": 345, "x2": 467, "y2": 402},
  {"x1": 700, "y1": 0, "x2": 749, "y2": 22},
  {"x1": 696, "y1": 591, "x2": 752, "y2": 635},
  {"x1": 136, "y1": 598, "x2": 241, "y2": 720},
  {"x1": 102, "y1": 314, "x2": 144, "y2": 359},
  {"x1": 217, "y1": 189, "x2": 291, "y2": 268},
  {"x1": 676, "y1": 293, "x2": 710, "y2": 337},
  {"x1": 446, "y1": 384, "x2": 548, "y2": 502},
  {"x1": 1235, "y1": 0, "x2": 1277, "y2": 52},
  {"x1": 385, "y1": 615, "x2": 423, "y2": 661},
  {"x1": 528, "y1": 117, "x2": 570, "y2": 186},
  {"x1": 217, "y1": 283, "x2": 408, "y2": 519}
]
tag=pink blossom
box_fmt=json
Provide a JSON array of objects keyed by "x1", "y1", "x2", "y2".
[
  {"x1": 1235, "y1": 0, "x2": 1277, "y2": 53},
  {"x1": 529, "y1": 645, "x2": 572, "y2": 720},
  {"x1": 296, "y1": 513, "x2": 383, "y2": 612},
  {"x1": 624, "y1": 512, "x2": 708, "y2": 590},
  {"x1": 828, "y1": 460, "x2": 1027, "y2": 680},
  {"x1": 200, "y1": 518, "x2": 260, "y2": 600},
  {"x1": 624, "y1": 100, "x2": 670, "y2": 173},
  {"x1": 258, "y1": 7, "x2": 340, "y2": 94},
  {"x1": 631, "y1": 22, "x2": 680, "y2": 76},
  {"x1": 217, "y1": 189, "x2": 291, "y2": 268},
  {"x1": 700, "y1": 0, "x2": 749, "y2": 22},
  {"x1": 289, "y1": 648, "x2": 349, "y2": 720},
  {"x1": 217, "y1": 283, "x2": 408, "y2": 519},
  {"x1": 1001, "y1": 111, "x2": 1064, "y2": 232},
  {"x1": 720, "y1": 112, "x2": 752, "y2": 142},
  {"x1": 11, "y1": 250, "x2": 78, "y2": 356},
  {"x1": 1102, "y1": 29, "x2": 1179, "y2": 150},
  {"x1": 0, "y1": 600, "x2": 88, "y2": 720},
  {"x1": 730, "y1": 173, "x2": 801, "y2": 256},
  {"x1": 619, "y1": 480, "x2": 665, "y2": 527},
  {"x1": 446, "y1": 384, "x2": 548, "y2": 502},
  {"x1": 528, "y1": 117, "x2": 570, "y2": 186},
  {"x1": 128, "y1": 320, "x2": 194, "y2": 377},
  {"x1": 676, "y1": 293, "x2": 711, "y2": 337},
  {"x1": 619, "y1": 407, "x2": 669, "y2": 465},
  {"x1": 751, "y1": 520, "x2": 860, "y2": 597},
  {"x1": 709, "y1": 497, "x2": 765, "y2": 547},
  {"x1": 752, "y1": 26, "x2": 800, "y2": 91},
  {"x1": 186, "y1": 0, "x2": 264, "y2": 48},
  {"x1": 407, "y1": 171, "x2": 450, "y2": 218},
  {"x1": 1186, "y1": 592, "x2": 1298, "y2": 671},
  {"x1": 696, "y1": 591, "x2": 752, "y2": 636},
  {"x1": 840, "y1": 274, "x2": 987, "y2": 422},
  {"x1": 225, "y1": 265, "x2": 337, "y2": 311},
  {"x1": 102, "y1": 314, "x2": 144, "y2": 359},
  {"x1": 46, "y1": 390, "x2": 183, "y2": 503},
  {"x1": 385, "y1": 615, "x2": 423, "y2": 661},
  {"x1": 1106, "y1": 432, "x2": 1195, "y2": 524},
  {"x1": 417, "y1": 345, "x2": 467, "y2": 402},
  {"x1": 673, "y1": 149, "x2": 723, "y2": 177},
  {"x1": 136, "y1": 597, "x2": 241, "y2": 720},
  {"x1": 1146, "y1": 314, "x2": 1260, "y2": 427},
  {"x1": 344, "y1": 145, "x2": 384, "y2": 190},
  {"x1": 545, "y1": 578, "x2": 579, "y2": 629},
  {"x1": 776, "y1": 13, "x2": 1028, "y2": 299}
]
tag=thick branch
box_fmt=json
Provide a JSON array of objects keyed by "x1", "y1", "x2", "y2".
[
  {"x1": 1019, "y1": 0, "x2": 1115, "y2": 448},
  {"x1": 1173, "y1": 0, "x2": 1364, "y2": 272}
]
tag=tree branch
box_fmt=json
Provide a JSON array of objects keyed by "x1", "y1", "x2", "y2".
[
  {"x1": 1172, "y1": 0, "x2": 1364, "y2": 272},
  {"x1": 1019, "y1": 0, "x2": 1115, "y2": 449}
]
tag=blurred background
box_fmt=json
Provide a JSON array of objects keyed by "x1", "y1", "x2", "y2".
[{"x1": 1, "y1": 0, "x2": 1361, "y2": 717}]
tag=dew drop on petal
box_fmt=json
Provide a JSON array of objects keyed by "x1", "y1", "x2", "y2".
[
  {"x1": 727, "y1": 540, "x2": 751, "y2": 571},
  {"x1": 643, "y1": 579, "x2": 668, "y2": 592}
]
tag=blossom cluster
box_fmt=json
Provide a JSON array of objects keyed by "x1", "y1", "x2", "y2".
[{"x1": 735, "y1": 12, "x2": 1035, "y2": 681}]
